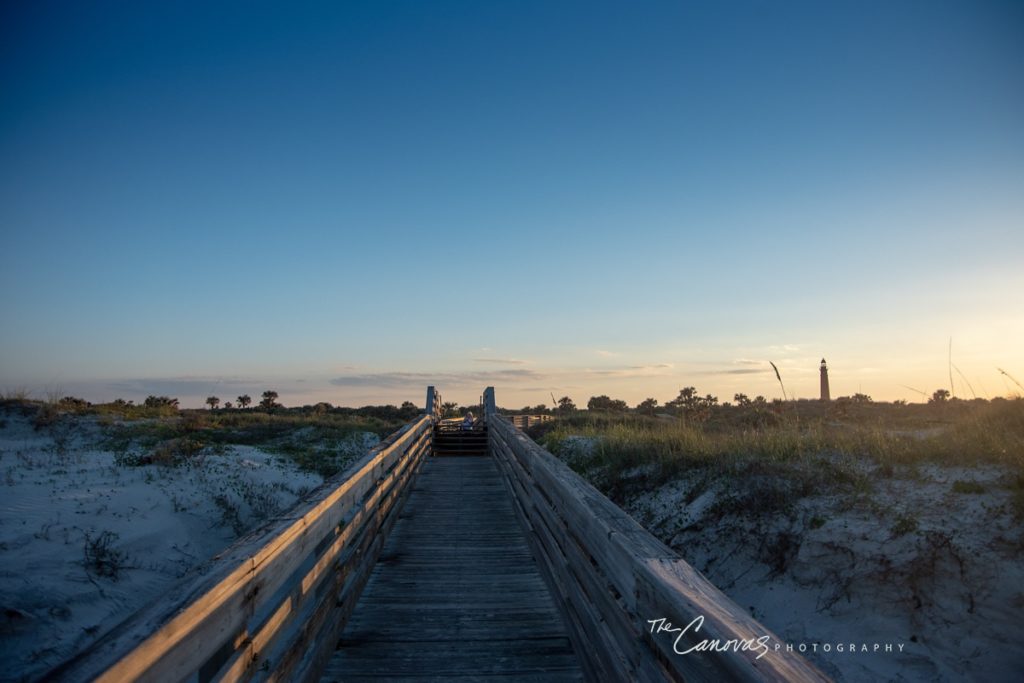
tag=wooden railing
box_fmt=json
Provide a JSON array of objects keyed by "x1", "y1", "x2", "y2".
[
  {"x1": 484, "y1": 387, "x2": 829, "y2": 682},
  {"x1": 503, "y1": 414, "x2": 553, "y2": 430},
  {"x1": 53, "y1": 415, "x2": 434, "y2": 683}
]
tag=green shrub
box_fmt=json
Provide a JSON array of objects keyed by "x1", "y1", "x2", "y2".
[
  {"x1": 951, "y1": 480, "x2": 986, "y2": 494},
  {"x1": 891, "y1": 513, "x2": 919, "y2": 537}
]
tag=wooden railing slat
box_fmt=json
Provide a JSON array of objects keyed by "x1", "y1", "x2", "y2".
[
  {"x1": 214, "y1": 426, "x2": 431, "y2": 682},
  {"x1": 492, "y1": 426, "x2": 645, "y2": 680},
  {"x1": 488, "y1": 414, "x2": 831, "y2": 682},
  {"x1": 272, "y1": 437, "x2": 427, "y2": 683}
]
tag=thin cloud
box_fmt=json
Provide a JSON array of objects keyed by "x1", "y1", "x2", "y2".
[
  {"x1": 472, "y1": 358, "x2": 528, "y2": 365},
  {"x1": 585, "y1": 364, "x2": 675, "y2": 378},
  {"x1": 595, "y1": 350, "x2": 618, "y2": 358},
  {"x1": 330, "y1": 369, "x2": 544, "y2": 389},
  {"x1": 700, "y1": 368, "x2": 765, "y2": 376},
  {"x1": 104, "y1": 377, "x2": 256, "y2": 396}
]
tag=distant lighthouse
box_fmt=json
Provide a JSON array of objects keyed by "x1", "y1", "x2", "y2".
[{"x1": 820, "y1": 359, "x2": 831, "y2": 402}]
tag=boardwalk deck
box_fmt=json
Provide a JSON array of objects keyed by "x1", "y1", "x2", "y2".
[{"x1": 321, "y1": 456, "x2": 583, "y2": 682}]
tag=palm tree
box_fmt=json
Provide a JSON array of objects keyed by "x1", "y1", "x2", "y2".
[
  {"x1": 144, "y1": 395, "x2": 180, "y2": 410},
  {"x1": 206, "y1": 396, "x2": 220, "y2": 410},
  {"x1": 260, "y1": 390, "x2": 279, "y2": 410},
  {"x1": 237, "y1": 394, "x2": 251, "y2": 409}
]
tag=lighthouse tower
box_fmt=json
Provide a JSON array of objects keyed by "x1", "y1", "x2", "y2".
[{"x1": 820, "y1": 359, "x2": 831, "y2": 402}]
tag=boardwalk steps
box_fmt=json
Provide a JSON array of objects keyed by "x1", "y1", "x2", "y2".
[
  {"x1": 51, "y1": 386, "x2": 830, "y2": 683},
  {"x1": 432, "y1": 424, "x2": 488, "y2": 457}
]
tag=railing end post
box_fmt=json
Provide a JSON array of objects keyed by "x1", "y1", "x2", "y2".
[
  {"x1": 483, "y1": 387, "x2": 496, "y2": 420},
  {"x1": 426, "y1": 386, "x2": 441, "y2": 421}
]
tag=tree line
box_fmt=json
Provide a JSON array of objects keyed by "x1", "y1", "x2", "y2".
[
  {"x1": 500, "y1": 386, "x2": 983, "y2": 418},
  {"x1": 204, "y1": 390, "x2": 279, "y2": 411}
]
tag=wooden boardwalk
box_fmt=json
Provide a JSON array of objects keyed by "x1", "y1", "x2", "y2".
[
  {"x1": 322, "y1": 456, "x2": 583, "y2": 682},
  {"x1": 57, "y1": 389, "x2": 829, "y2": 682}
]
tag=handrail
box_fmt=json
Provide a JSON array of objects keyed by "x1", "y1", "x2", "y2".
[
  {"x1": 488, "y1": 412, "x2": 831, "y2": 682},
  {"x1": 52, "y1": 414, "x2": 434, "y2": 683}
]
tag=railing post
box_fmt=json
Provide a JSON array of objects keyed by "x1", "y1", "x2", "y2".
[
  {"x1": 426, "y1": 386, "x2": 441, "y2": 420},
  {"x1": 483, "y1": 387, "x2": 495, "y2": 420}
]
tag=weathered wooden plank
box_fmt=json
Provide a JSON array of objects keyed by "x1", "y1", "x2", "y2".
[
  {"x1": 496, "y1": 420, "x2": 672, "y2": 606},
  {"x1": 494, "y1": 418, "x2": 695, "y2": 681},
  {"x1": 322, "y1": 457, "x2": 583, "y2": 682},
  {"x1": 520, "y1": 477, "x2": 661, "y2": 679},
  {"x1": 497, "y1": 431, "x2": 663, "y2": 681},
  {"x1": 522, "y1": 486, "x2": 623, "y2": 681},
  {"x1": 634, "y1": 558, "x2": 831, "y2": 682},
  {"x1": 490, "y1": 435, "x2": 618, "y2": 682}
]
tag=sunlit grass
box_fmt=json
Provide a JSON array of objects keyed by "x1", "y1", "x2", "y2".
[{"x1": 535, "y1": 399, "x2": 1024, "y2": 514}]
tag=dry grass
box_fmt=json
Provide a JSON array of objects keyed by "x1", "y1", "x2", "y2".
[{"x1": 534, "y1": 398, "x2": 1024, "y2": 511}]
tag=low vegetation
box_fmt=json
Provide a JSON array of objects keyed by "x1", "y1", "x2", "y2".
[
  {"x1": 83, "y1": 530, "x2": 128, "y2": 581},
  {"x1": 0, "y1": 393, "x2": 421, "y2": 478},
  {"x1": 529, "y1": 395, "x2": 1024, "y2": 517}
]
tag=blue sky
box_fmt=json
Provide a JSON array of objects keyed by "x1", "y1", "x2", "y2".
[{"x1": 2, "y1": 1, "x2": 1022, "y2": 408}]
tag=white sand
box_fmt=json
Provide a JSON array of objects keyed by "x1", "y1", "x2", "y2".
[
  {"x1": 0, "y1": 413, "x2": 328, "y2": 681},
  {"x1": 626, "y1": 463, "x2": 1024, "y2": 681}
]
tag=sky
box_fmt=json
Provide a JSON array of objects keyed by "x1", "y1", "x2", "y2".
[{"x1": 1, "y1": 0, "x2": 1022, "y2": 409}]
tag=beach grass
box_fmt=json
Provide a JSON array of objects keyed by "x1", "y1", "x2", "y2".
[
  {"x1": 533, "y1": 398, "x2": 1024, "y2": 513},
  {"x1": 0, "y1": 397, "x2": 410, "y2": 478}
]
